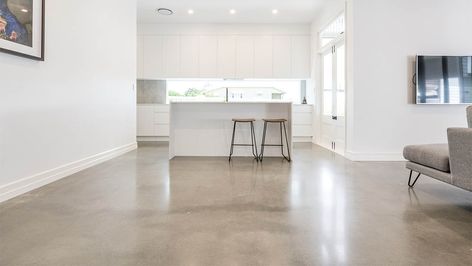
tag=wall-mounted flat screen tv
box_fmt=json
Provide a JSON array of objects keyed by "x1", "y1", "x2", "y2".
[{"x1": 416, "y1": 55, "x2": 472, "y2": 104}]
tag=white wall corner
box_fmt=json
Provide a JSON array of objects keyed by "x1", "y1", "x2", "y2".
[{"x1": 0, "y1": 143, "x2": 137, "y2": 203}]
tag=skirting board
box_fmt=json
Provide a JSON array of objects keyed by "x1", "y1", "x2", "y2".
[
  {"x1": 0, "y1": 142, "x2": 137, "y2": 203},
  {"x1": 293, "y1": 136, "x2": 313, "y2": 143},
  {"x1": 344, "y1": 151, "x2": 405, "y2": 162},
  {"x1": 137, "y1": 136, "x2": 169, "y2": 142}
]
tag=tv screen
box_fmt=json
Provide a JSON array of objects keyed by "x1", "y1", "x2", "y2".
[{"x1": 416, "y1": 55, "x2": 472, "y2": 104}]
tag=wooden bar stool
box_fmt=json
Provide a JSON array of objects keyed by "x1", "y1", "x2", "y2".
[
  {"x1": 259, "y1": 118, "x2": 291, "y2": 162},
  {"x1": 229, "y1": 118, "x2": 259, "y2": 161}
]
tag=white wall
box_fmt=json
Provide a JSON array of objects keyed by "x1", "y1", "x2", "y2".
[
  {"x1": 345, "y1": 0, "x2": 471, "y2": 160},
  {"x1": 0, "y1": 0, "x2": 137, "y2": 202}
]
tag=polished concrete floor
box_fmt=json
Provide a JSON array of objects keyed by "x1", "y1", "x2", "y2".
[{"x1": 0, "y1": 143, "x2": 471, "y2": 265}]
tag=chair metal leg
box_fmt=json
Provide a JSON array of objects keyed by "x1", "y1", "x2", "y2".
[
  {"x1": 282, "y1": 121, "x2": 291, "y2": 162},
  {"x1": 229, "y1": 121, "x2": 237, "y2": 161},
  {"x1": 408, "y1": 170, "x2": 421, "y2": 188},
  {"x1": 259, "y1": 121, "x2": 268, "y2": 161}
]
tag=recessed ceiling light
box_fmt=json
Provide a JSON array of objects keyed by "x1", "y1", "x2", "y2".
[
  {"x1": 21, "y1": 8, "x2": 28, "y2": 13},
  {"x1": 156, "y1": 8, "x2": 173, "y2": 16},
  {"x1": 272, "y1": 9, "x2": 279, "y2": 15},
  {"x1": 229, "y1": 9, "x2": 236, "y2": 15},
  {"x1": 187, "y1": 9, "x2": 194, "y2": 15}
]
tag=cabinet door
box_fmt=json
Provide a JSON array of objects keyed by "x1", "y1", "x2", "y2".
[
  {"x1": 199, "y1": 36, "x2": 218, "y2": 78},
  {"x1": 291, "y1": 36, "x2": 311, "y2": 78},
  {"x1": 235, "y1": 36, "x2": 254, "y2": 78},
  {"x1": 254, "y1": 36, "x2": 273, "y2": 78},
  {"x1": 180, "y1": 36, "x2": 200, "y2": 78},
  {"x1": 143, "y1": 36, "x2": 164, "y2": 79},
  {"x1": 162, "y1": 36, "x2": 181, "y2": 78},
  {"x1": 137, "y1": 35, "x2": 144, "y2": 79},
  {"x1": 137, "y1": 106, "x2": 155, "y2": 136},
  {"x1": 217, "y1": 36, "x2": 236, "y2": 78},
  {"x1": 273, "y1": 36, "x2": 292, "y2": 78}
]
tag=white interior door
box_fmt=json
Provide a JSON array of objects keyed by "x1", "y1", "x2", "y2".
[{"x1": 321, "y1": 41, "x2": 345, "y2": 155}]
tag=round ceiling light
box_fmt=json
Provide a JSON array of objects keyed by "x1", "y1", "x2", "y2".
[{"x1": 157, "y1": 8, "x2": 173, "y2": 15}]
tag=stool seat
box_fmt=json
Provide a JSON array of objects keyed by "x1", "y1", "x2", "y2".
[
  {"x1": 263, "y1": 118, "x2": 287, "y2": 122},
  {"x1": 232, "y1": 118, "x2": 256, "y2": 122}
]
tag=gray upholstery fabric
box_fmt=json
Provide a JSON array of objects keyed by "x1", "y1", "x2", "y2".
[
  {"x1": 447, "y1": 128, "x2": 472, "y2": 191},
  {"x1": 406, "y1": 161, "x2": 452, "y2": 185},
  {"x1": 467, "y1": 106, "x2": 472, "y2": 128},
  {"x1": 403, "y1": 144, "x2": 450, "y2": 172}
]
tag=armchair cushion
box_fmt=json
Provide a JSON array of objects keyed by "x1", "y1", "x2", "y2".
[{"x1": 403, "y1": 144, "x2": 450, "y2": 173}]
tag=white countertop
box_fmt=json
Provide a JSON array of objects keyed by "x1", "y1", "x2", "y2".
[
  {"x1": 138, "y1": 102, "x2": 313, "y2": 106},
  {"x1": 169, "y1": 100, "x2": 293, "y2": 104}
]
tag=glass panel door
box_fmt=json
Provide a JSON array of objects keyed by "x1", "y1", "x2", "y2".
[
  {"x1": 336, "y1": 43, "x2": 345, "y2": 117},
  {"x1": 320, "y1": 40, "x2": 346, "y2": 155},
  {"x1": 322, "y1": 51, "x2": 333, "y2": 116}
]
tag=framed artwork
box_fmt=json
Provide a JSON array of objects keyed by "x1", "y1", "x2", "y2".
[{"x1": 0, "y1": 0, "x2": 44, "y2": 60}]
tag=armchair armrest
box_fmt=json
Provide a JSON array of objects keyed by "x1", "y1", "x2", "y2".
[{"x1": 447, "y1": 128, "x2": 472, "y2": 191}]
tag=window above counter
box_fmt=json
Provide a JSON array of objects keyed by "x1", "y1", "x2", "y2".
[{"x1": 165, "y1": 79, "x2": 311, "y2": 104}]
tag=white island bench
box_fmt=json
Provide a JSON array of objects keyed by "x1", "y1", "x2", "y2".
[{"x1": 169, "y1": 101, "x2": 292, "y2": 159}]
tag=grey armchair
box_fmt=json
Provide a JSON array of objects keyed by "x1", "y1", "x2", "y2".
[
  {"x1": 404, "y1": 128, "x2": 472, "y2": 191},
  {"x1": 403, "y1": 108, "x2": 472, "y2": 191}
]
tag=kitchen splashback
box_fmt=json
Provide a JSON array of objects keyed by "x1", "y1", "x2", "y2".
[{"x1": 137, "y1": 80, "x2": 167, "y2": 104}]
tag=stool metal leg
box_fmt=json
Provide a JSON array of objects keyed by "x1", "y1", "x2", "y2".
[
  {"x1": 279, "y1": 122, "x2": 284, "y2": 156},
  {"x1": 259, "y1": 121, "x2": 268, "y2": 161},
  {"x1": 250, "y1": 121, "x2": 259, "y2": 161},
  {"x1": 282, "y1": 121, "x2": 291, "y2": 162},
  {"x1": 229, "y1": 121, "x2": 237, "y2": 161}
]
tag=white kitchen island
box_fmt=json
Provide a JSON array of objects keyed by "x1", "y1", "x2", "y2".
[{"x1": 169, "y1": 101, "x2": 292, "y2": 159}]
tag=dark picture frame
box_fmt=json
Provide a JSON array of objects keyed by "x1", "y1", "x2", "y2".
[{"x1": 0, "y1": 0, "x2": 45, "y2": 60}]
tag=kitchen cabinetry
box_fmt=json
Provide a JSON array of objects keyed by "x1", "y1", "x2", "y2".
[
  {"x1": 291, "y1": 36, "x2": 311, "y2": 78},
  {"x1": 198, "y1": 36, "x2": 218, "y2": 78},
  {"x1": 138, "y1": 104, "x2": 312, "y2": 142},
  {"x1": 292, "y1": 104, "x2": 314, "y2": 142},
  {"x1": 236, "y1": 36, "x2": 255, "y2": 78},
  {"x1": 142, "y1": 36, "x2": 164, "y2": 79},
  {"x1": 137, "y1": 34, "x2": 311, "y2": 79},
  {"x1": 272, "y1": 36, "x2": 292, "y2": 78},
  {"x1": 254, "y1": 36, "x2": 273, "y2": 78},
  {"x1": 180, "y1": 36, "x2": 199, "y2": 78},
  {"x1": 137, "y1": 104, "x2": 170, "y2": 138},
  {"x1": 217, "y1": 36, "x2": 237, "y2": 78},
  {"x1": 137, "y1": 36, "x2": 144, "y2": 79}
]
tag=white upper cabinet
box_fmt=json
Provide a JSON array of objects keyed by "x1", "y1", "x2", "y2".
[
  {"x1": 235, "y1": 36, "x2": 255, "y2": 78},
  {"x1": 137, "y1": 36, "x2": 144, "y2": 79},
  {"x1": 180, "y1": 36, "x2": 200, "y2": 78},
  {"x1": 273, "y1": 36, "x2": 292, "y2": 78},
  {"x1": 254, "y1": 36, "x2": 273, "y2": 78},
  {"x1": 199, "y1": 36, "x2": 218, "y2": 78},
  {"x1": 217, "y1": 36, "x2": 237, "y2": 78},
  {"x1": 162, "y1": 36, "x2": 181, "y2": 78},
  {"x1": 291, "y1": 36, "x2": 311, "y2": 78},
  {"x1": 142, "y1": 36, "x2": 163, "y2": 79},
  {"x1": 138, "y1": 34, "x2": 311, "y2": 79}
]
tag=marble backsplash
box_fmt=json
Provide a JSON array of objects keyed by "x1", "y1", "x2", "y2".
[{"x1": 137, "y1": 80, "x2": 167, "y2": 104}]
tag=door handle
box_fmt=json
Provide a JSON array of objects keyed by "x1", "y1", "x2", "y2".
[{"x1": 332, "y1": 116, "x2": 338, "y2": 120}]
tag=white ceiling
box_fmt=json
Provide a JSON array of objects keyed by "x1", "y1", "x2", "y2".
[{"x1": 137, "y1": 0, "x2": 326, "y2": 24}]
